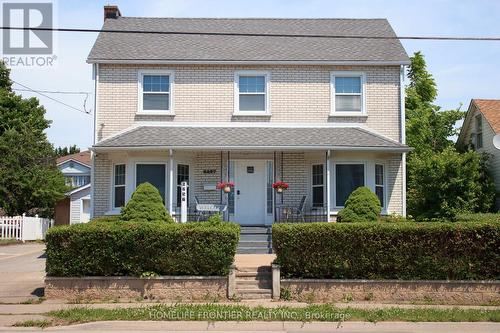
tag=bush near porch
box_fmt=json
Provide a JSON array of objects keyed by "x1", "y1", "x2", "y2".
[
  {"x1": 46, "y1": 220, "x2": 239, "y2": 277},
  {"x1": 273, "y1": 221, "x2": 500, "y2": 280}
]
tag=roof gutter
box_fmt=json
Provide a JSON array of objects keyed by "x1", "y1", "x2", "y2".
[
  {"x1": 86, "y1": 59, "x2": 411, "y2": 66},
  {"x1": 91, "y1": 145, "x2": 411, "y2": 153}
]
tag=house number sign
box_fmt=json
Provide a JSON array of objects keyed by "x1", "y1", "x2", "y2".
[{"x1": 203, "y1": 169, "x2": 217, "y2": 174}]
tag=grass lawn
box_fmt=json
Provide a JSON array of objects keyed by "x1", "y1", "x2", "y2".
[{"x1": 14, "y1": 304, "x2": 500, "y2": 327}]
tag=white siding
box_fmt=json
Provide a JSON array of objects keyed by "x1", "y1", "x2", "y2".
[{"x1": 70, "y1": 186, "x2": 91, "y2": 224}]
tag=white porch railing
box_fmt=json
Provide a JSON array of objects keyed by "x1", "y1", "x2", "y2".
[{"x1": 0, "y1": 214, "x2": 54, "y2": 241}]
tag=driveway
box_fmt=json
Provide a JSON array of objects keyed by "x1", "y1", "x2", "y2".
[{"x1": 0, "y1": 243, "x2": 45, "y2": 303}]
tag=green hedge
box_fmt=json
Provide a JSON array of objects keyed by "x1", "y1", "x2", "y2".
[
  {"x1": 273, "y1": 221, "x2": 500, "y2": 280},
  {"x1": 46, "y1": 221, "x2": 240, "y2": 277}
]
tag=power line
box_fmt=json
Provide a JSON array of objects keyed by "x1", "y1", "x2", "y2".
[
  {"x1": 1, "y1": 26, "x2": 500, "y2": 41},
  {"x1": 12, "y1": 88, "x2": 91, "y2": 95},
  {"x1": 12, "y1": 81, "x2": 92, "y2": 115}
]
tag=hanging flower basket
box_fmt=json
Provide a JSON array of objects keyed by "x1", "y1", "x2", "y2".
[
  {"x1": 216, "y1": 181, "x2": 234, "y2": 193},
  {"x1": 272, "y1": 181, "x2": 289, "y2": 193}
]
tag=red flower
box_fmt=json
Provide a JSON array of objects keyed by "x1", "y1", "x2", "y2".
[
  {"x1": 216, "y1": 181, "x2": 234, "y2": 189},
  {"x1": 272, "y1": 181, "x2": 289, "y2": 190}
]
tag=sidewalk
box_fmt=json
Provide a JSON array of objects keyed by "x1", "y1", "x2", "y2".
[
  {"x1": 1, "y1": 320, "x2": 499, "y2": 332},
  {"x1": 1, "y1": 299, "x2": 498, "y2": 315}
]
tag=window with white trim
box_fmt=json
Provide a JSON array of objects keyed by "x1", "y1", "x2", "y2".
[
  {"x1": 139, "y1": 71, "x2": 172, "y2": 113},
  {"x1": 335, "y1": 164, "x2": 365, "y2": 207},
  {"x1": 312, "y1": 164, "x2": 325, "y2": 208},
  {"x1": 475, "y1": 114, "x2": 483, "y2": 149},
  {"x1": 375, "y1": 164, "x2": 385, "y2": 208},
  {"x1": 113, "y1": 164, "x2": 126, "y2": 208},
  {"x1": 331, "y1": 72, "x2": 365, "y2": 115},
  {"x1": 235, "y1": 72, "x2": 268, "y2": 114}
]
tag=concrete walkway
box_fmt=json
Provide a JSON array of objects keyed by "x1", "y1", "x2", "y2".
[
  {"x1": 0, "y1": 243, "x2": 46, "y2": 303},
  {"x1": 1, "y1": 320, "x2": 499, "y2": 332},
  {"x1": 234, "y1": 254, "x2": 276, "y2": 267}
]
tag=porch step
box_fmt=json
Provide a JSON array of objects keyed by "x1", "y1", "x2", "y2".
[
  {"x1": 237, "y1": 226, "x2": 272, "y2": 254},
  {"x1": 235, "y1": 266, "x2": 272, "y2": 300}
]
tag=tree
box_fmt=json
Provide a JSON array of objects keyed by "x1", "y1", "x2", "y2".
[
  {"x1": 405, "y1": 52, "x2": 496, "y2": 219},
  {"x1": 121, "y1": 182, "x2": 174, "y2": 223},
  {"x1": 54, "y1": 145, "x2": 80, "y2": 158},
  {"x1": 0, "y1": 61, "x2": 67, "y2": 217}
]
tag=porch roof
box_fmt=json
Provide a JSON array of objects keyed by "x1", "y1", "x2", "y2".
[{"x1": 92, "y1": 125, "x2": 410, "y2": 152}]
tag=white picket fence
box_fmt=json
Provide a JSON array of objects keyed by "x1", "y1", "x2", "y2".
[{"x1": 0, "y1": 214, "x2": 54, "y2": 241}]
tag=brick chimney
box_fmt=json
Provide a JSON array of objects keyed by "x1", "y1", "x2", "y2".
[{"x1": 104, "y1": 5, "x2": 121, "y2": 21}]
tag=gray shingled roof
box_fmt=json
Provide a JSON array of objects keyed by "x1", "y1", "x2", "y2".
[
  {"x1": 93, "y1": 126, "x2": 409, "y2": 151},
  {"x1": 88, "y1": 18, "x2": 409, "y2": 63}
]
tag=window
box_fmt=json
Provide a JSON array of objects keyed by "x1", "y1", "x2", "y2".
[
  {"x1": 235, "y1": 72, "x2": 269, "y2": 114},
  {"x1": 335, "y1": 164, "x2": 365, "y2": 207},
  {"x1": 312, "y1": 164, "x2": 325, "y2": 207},
  {"x1": 375, "y1": 164, "x2": 385, "y2": 207},
  {"x1": 138, "y1": 71, "x2": 173, "y2": 113},
  {"x1": 65, "y1": 175, "x2": 90, "y2": 188},
  {"x1": 176, "y1": 164, "x2": 189, "y2": 207},
  {"x1": 475, "y1": 114, "x2": 483, "y2": 149},
  {"x1": 136, "y1": 164, "x2": 166, "y2": 202},
  {"x1": 113, "y1": 164, "x2": 126, "y2": 208},
  {"x1": 331, "y1": 72, "x2": 365, "y2": 115}
]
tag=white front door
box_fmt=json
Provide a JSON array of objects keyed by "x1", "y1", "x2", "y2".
[{"x1": 234, "y1": 160, "x2": 266, "y2": 225}]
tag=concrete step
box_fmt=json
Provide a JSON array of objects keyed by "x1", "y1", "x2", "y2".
[
  {"x1": 238, "y1": 241, "x2": 271, "y2": 248},
  {"x1": 236, "y1": 280, "x2": 272, "y2": 289},
  {"x1": 237, "y1": 247, "x2": 272, "y2": 254},
  {"x1": 236, "y1": 266, "x2": 271, "y2": 273},
  {"x1": 239, "y1": 234, "x2": 271, "y2": 242},
  {"x1": 236, "y1": 289, "x2": 272, "y2": 300},
  {"x1": 240, "y1": 227, "x2": 271, "y2": 234}
]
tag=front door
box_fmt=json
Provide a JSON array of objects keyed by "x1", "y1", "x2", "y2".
[{"x1": 234, "y1": 160, "x2": 266, "y2": 225}]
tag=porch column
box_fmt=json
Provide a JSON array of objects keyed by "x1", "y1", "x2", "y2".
[
  {"x1": 326, "y1": 150, "x2": 331, "y2": 222},
  {"x1": 168, "y1": 149, "x2": 174, "y2": 214}
]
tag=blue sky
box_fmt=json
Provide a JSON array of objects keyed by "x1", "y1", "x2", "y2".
[{"x1": 7, "y1": 0, "x2": 500, "y2": 149}]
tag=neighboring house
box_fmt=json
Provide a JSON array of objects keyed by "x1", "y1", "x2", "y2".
[
  {"x1": 457, "y1": 99, "x2": 500, "y2": 211},
  {"x1": 88, "y1": 6, "x2": 410, "y2": 224},
  {"x1": 54, "y1": 151, "x2": 92, "y2": 225}
]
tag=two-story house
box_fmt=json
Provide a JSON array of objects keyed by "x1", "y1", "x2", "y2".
[
  {"x1": 457, "y1": 99, "x2": 500, "y2": 211},
  {"x1": 89, "y1": 6, "x2": 410, "y2": 224}
]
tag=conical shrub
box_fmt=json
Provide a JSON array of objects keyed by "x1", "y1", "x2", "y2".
[{"x1": 121, "y1": 182, "x2": 174, "y2": 223}]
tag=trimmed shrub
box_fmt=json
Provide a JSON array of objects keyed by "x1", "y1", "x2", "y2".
[
  {"x1": 46, "y1": 221, "x2": 240, "y2": 277},
  {"x1": 455, "y1": 213, "x2": 500, "y2": 223},
  {"x1": 338, "y1": 187, "x2": 381, "y2": 222},
  {"x1": 273, "y1": 221, "x2": 500, "y2": 280},
  {"x1": 90, "y1": 215, "x2": 120, "y2": 223},
  {"x1": 121, "y1": 182, "x2": 174, "y2": 223}
]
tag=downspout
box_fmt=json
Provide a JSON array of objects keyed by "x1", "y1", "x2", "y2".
[
  {"x1": 400, "y1": 65, "x2": 407, "y2": 217},
  {"x1": 90, "y1": 63, "x2": 98, "y2": 219}
]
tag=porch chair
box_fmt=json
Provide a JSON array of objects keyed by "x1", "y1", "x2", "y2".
[{"x1": 289, "y1": 195, "x2": 307, "y2": 222}]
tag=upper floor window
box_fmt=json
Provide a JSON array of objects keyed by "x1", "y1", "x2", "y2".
[
  {"x1": 138, "y1": 70, "x2": 174, "y2": 115},
  {"x1": 331, "y1": 72, "x2": 366, "y2": 116},
  {"x1": 234, "y1": 71, "x2": 269, "y2": 115},
  {"x1": 475, "y1": 114, "x2": 483, "y2": 149}
]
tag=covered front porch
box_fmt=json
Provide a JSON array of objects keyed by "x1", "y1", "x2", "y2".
[{"x1": 91, "y1": 125, "x2": 409, "y2": 224}]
